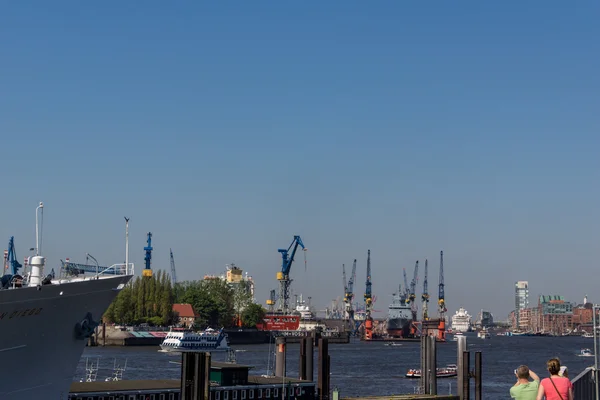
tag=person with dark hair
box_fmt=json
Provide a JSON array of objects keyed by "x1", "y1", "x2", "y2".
[
  {"x1": 510, "y1": 365, "x2": 540, "y2": 399},
  {"x1": 536, "y1": 358, "x2": 573, "y2": 400}
]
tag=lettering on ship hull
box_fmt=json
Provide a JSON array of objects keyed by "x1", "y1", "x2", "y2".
[{"x1": 0, "y1": 308, "x2": 43, "y2": 321}]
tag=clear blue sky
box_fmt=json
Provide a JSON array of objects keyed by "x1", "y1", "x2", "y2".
[{"x1": 1, "y1": 1, "x2": 598, "y2": 320}]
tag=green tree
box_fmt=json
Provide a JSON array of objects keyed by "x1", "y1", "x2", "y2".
[{"x1": 241, "y1": 303, "x2": 266, "y2": 328}]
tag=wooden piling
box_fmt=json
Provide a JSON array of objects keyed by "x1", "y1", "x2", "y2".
[
  {"x1": 306, "y1": 334, "x2": 314, "y2": 381},
  {"x1": 461, "y1": 351, "x2": 470, "y2": 400},
  {"x1": 318, "y1": 338, "x2": 330, "y2": 400},
  {"x1": 300, "y1": 337, "x2": 307, "y2": 380},
  {"x1": 474, "y1": 352, "x2": 482, "y2": 400}
]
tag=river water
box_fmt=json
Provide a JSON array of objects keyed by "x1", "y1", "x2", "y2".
[{"x1": 75, "y1": 334, "x2": 597, "y2": 400}]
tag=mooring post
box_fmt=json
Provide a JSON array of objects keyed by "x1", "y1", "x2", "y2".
[
  {"x1": 102, "y1": 323, "x2": 106, "y2": 346},
  {"x1": 306, "y1": 334, "x2": 314, "y2": 381},
  {"x1": 181, "y1": 352, "x2": 204, "y2": 400},
  {"x1": 300, "y1": 337, "x2": 307, "y2": 380},
  {"x1": 429, "y1": 335, "x2": 438, "y2": 395},
  {"x1": 474, "y1": 351, "x2": 482, "y2": 400},
  {"x1": 462, "y1": 351, "x2": 470, "y2": 400},
  {"x1": 275, "y1": 336, "x2": 287, "y2": 377},
  {"x1": 318, "y1": 338, "x2": 330, "y2": 400},
  {"x1": 457, "y1": 335, "x2": 467, "y2": 400},
  {"x1": 421, "y1": 334, "x2": 429, "y2": 393},
  {"x1": 202, "y1": 352, "x2": 211, "y2": 400}
]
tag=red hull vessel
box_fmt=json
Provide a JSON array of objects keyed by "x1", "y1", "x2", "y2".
[{"x1": 256, "y1": 312, "x2": 301, "y2": 331}]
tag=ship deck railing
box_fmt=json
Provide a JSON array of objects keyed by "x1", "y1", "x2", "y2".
[{"x1": 58, "y1": 262, "x2": 135, "y2": 279}]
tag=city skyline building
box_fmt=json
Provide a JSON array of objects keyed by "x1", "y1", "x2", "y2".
[{"x1": 515, "y1": 281, "x2": 529, "y2": 330}]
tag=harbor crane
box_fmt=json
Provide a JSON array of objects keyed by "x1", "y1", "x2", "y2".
[
  {"x1": 409, "y1": 260, "x2": 419, "y2": 321},
  {"x1": 422, "y1": 259, "x2": 429, "y2": 320},
  {"x1": 343, "y1": 259, "x2": 358, "y2": 335},
  {"x1": 403, "y1": 268, "x2": 410, "y2": 305},
  {"x1": 364, "y1": 250, "x2": 374, "y2": 340},
  {"x1": 143, "y1": 232, "x2": 153, "y2": 277},
  {"x1": 169, "y1": 249, "x2": 177, "y2": 284},
  {"x1": 438, "y1": 250, "x2": 447, "y2": 317},
  {"x1": 5, "y1": 237, "x2": 22, "y2": 276},
  {"x1": 276, "y1": 235, "x2": 306, "y2": 312}
]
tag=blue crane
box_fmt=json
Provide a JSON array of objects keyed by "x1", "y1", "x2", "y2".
[
  {"x1": 438, "y1": 251, "x2": 446, "y2": 316},
  {"x1": 143, "y1": 232, "x2": 153, "y2": 277},
  {"x1": 6, "y1": 236, "x2": 23, "y2": 276},
  {"x1": 276, "y1": 235, "x2": 306, "y2": 312}
]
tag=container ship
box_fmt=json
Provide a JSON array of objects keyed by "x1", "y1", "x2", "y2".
[{"x1": 386, "y1": 285, "x2": 412, "y2": 338}]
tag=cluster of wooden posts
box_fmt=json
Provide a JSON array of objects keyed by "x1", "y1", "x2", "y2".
[{"x1": 421, "y1": 334, "x2": 482, "y2": 400}]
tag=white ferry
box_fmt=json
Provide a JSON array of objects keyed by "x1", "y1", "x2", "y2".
[{"x1": 160, "y1": 327, "x2": 230, "y2": 352}]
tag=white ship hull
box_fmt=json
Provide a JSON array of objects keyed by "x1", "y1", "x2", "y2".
[{"x1": 0, "y1": 274, "x2": 132, "y2": 400}]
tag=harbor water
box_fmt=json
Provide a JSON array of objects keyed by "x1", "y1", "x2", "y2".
[{"x1": 76, "y1": 334, "x2": 597, "y2": 400}]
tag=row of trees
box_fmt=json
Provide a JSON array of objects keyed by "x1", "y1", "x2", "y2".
[
  {"x1": 174, "y1": 278, "x2": 265, "y2": 328},
  {"x1": 103, "y1": 269, "x2": 265, "y2": 328},
  {"x1": 103, "y1": 269, "x2": 175, "y2": 326}
]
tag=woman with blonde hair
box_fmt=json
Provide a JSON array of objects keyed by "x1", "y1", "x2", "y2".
[{"x1": 536, "y1": 358, "x2": 573, "y2": 400}]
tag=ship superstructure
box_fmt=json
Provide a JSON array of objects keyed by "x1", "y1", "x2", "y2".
[
  {"x1": 387, "y1": 284, "x2": 413, "y2": 338},
  {"x1": 0, "y1": 204, "x2": 134, "y2": 400},
  {"x1": 451, "y1": 307, "x2": 472, "y2": 332}
]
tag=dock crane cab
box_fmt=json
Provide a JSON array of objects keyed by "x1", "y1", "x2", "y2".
[
  {"x1": 143, "y1": 233, "x2": 153, "y2": 277},
  {"x1": 276, "y1": 235, "x2": 306, "y2": 312}
]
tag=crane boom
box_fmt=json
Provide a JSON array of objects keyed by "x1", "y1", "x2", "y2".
[
  {"x1": 170, "y1": 248, "x2": 177, "y2": 284},
  {"x1": 276, "y1": 235, "x2": 306, "y2": 312},
  {"x1": 409, "y1": 260, "x2": 419, "y2": 322},
  {"x1": 422, "y1": 259, "x2": 429, "y2": 320},
  {"x1": 403, "y1": 268, "x2": 410, "y2": 304},
  {"x1": 343, "y1": 259, "x2": 358, "y2": 334}
]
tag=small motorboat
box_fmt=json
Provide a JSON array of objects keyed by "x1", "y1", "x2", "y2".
[
  {"x1": 577, "y1": 348, "x2": 594, "y2": 357},
  {"x1": 405, "y1": 365, "x2": 458, "y2": 379},
  {"x1": 384, "y1": 342, "x2": 403, "y2": 347}
]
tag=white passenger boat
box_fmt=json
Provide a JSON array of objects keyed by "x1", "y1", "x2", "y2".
[
  {"x1": 577, "y1": 348, "x2": 594, "y2": 357},
  {"x1": 160, "y1": 327, "x2": 230, "y2": 352}
]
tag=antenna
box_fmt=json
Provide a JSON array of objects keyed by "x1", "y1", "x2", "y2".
[
  {"x1": 124, "y1": 217, "x2": 130, "y2": 275},
  {"x1": 35, "y1": 202, "x2": 44, "y2": 256}
]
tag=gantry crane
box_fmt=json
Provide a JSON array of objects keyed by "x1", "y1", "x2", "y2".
[
  {"x1": 409, "y1": 261, "x2": 419, "y2": 322},
  {"x1": 276, "y1": 235, "x2": 306, "y2": 312},
  {"x1": 422, "y1": 259, "x2": 429, "y2": 320},
  {"x1": 364, "y1": 250, "x2": 374, "y2": 340},
  {"x1": 343, "y1": 259, "x2": 358, "y2": 335},
  {"x1": 169, "y1": 248, "x2": 177, "y2": 284},
  {"x1": 434, "y1": 250, "x2": 448, "y2": 341},
  {"x1": 143, "y1": 232, "x2": 153, "y2": 277},
  {"x1": 403, "y1": 268, "x2": 410, "y2": 305}
]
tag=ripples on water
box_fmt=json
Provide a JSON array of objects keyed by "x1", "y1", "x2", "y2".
[{"x1": 76, "y1": 334, "x2": 597, "y2": 400}]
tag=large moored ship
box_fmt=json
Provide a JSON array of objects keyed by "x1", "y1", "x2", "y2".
[
  {"x1": 0, "y1": 203, "x2": 134, "y2": 400},
  {"x1": 451, "y1": 307, "x2": 472, "y2": 333},
  {"x1": 386, "y1": 285, "x2": 412, "y2": 338}
]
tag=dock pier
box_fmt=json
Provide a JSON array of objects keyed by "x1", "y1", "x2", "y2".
[{"x1": 70, "y1": 335, "x2": 481, "y2": 400}]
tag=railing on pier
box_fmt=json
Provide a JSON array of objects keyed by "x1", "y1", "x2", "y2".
[{"x1": 571, "y1": 366, "x2": 596, "y2": 400}]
